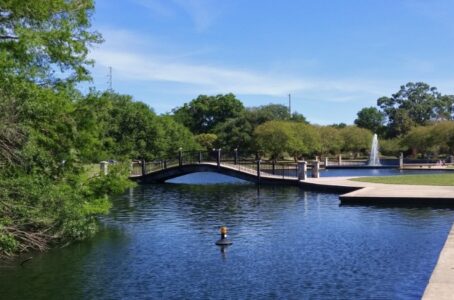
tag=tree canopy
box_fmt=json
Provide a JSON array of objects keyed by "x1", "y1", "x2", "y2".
[
  {"x1": 354, "y1": 107, "x2": 385, "y2": 134},
  {"x1": 376, "y1": 82, "x2": 454, "y2": 137},
  {"x1": 172, "y1": 94, "x2": 244, "y2": 134},
  {"x1": 0, "y1": 0, "x2": 102, "y2": 83}
]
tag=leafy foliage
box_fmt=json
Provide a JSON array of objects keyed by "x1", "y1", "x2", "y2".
[
  {"x1": 0, "y1": 0, "x2": 102, "y2": 83},
  {"x1": 173, "y1": 94, "x2": 244, "y2": 134},
  {"x1": 376, "y1": 82, "x2": 454, "y2": 137},
  {"x1": 354, "y1": 107, "x2": 385, "y2": 134}
]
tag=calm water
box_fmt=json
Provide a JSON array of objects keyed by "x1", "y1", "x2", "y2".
[{"x1": 1, "y1": 173, "x2": 454, "y2": 299}]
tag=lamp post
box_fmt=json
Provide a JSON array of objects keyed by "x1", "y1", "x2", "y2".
[{"x1": 178, "y1": 147, "x2": 183, "y2": 166}]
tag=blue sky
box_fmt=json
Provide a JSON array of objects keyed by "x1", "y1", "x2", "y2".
[{"x1": 87, "y1": 0, "x2": 454, "y2": 124}]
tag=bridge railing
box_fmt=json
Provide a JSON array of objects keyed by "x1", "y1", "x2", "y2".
[
  {"x1": 130, "y1": 150, "x2": 300, "y2": 180},
  {"x1": 259, "y1": 161, "x2": 298, "y2": 179}
]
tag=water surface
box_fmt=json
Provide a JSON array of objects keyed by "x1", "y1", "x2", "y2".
[{"x1": 1, "y1": 173, "x2": 453, "y2": 299}]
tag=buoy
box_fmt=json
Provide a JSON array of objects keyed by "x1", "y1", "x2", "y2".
[{"x1": 215, "y1": 226, "x2": 233, "y2": 246}]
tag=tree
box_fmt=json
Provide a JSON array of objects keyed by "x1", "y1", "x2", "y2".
[
  {"x1": 354, "y1": 107, "x2": 385, "y2": 134},
  {"x1": 156, "y1": 116, "x2": 199, "y2": 156},
  {"x1": 379, "y1": 138, "x2": 404, "y2": 157},
  {"x1": 254, "y1": 121, "x2": 318, "y2": 160},
  {"x1": 317, "y1": 126, "x2": 343, "y2": 155},
  {"x1": 247, "y1": 104, "x2": 291, "y2": 124},
  {"x1": 377, "y1": 82, "x2": 454, "y2": 136},
  {"x1": 246, "y1": 103, "x2": 308, "y2": 125},
  {"x1": 254, "y1": 121, "x2": 293, "y2": 160},
  {"x1": 339, "y1": 126, "x2": 372, "y2": 157},
  {"x1": 213, "y1": 115, "x2": 254, "y2": 153},
  {"x1": 75, "y1": 91, "x2": 199, "y2": 160},
  {"x1": 401, "y1": 126, "x2": 434, "y2": 157},
  {"x1": 0, "y1": 0, "x2": 102, "y2": 83},
  {"x1": 401, "y1": 121, "x2": 454, "y2": 157},
  {"x1": 287, "y1": 123, "x2": 320, "y2": 160},
  {"x1": 172, "y1": 94, "x2": 244, "y2": 134},
  {"x1": 194, "y1": 133, "x2": 218, "y2": 150},
  {"x1": 291, "y1": 112, "x2": 308, "y2": 123}
]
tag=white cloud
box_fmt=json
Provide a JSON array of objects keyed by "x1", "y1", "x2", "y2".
[
  {"x1": 90, "y1": 28, "x2": 407, "y2": 103},
  {"x1": 91, "y1": 46, "x2": 398, "y2": 101}
]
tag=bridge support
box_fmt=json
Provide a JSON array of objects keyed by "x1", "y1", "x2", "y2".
[
  {"x1": 178, "y1": 149, "x2": 182, "y2": 167},
  {"x1": 141, "y1": 159, "x2": 146, "y2": 175},
  {"x1": 298, "y1": 161, "x2": 307, "y2": 180},
  {"x1": 338, "y1": 154, "x2": 342, "y2": 166},
  {"x1": 216, "y1": 148, "x2": 221, "y2": 167},
  {"x1": 312, "y1": 161, "x2": 320, "y2": 178},
  {"x1": 324, "y1": 156, "x2": 329, "y2": 168}
]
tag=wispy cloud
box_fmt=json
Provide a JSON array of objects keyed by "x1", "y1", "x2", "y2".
[
  {"x1": 92, "y1": 49, "x2": 395, "y2": 100},
  {"x1": 90, "y1": 28, "x2": 401, "y2": 103}
]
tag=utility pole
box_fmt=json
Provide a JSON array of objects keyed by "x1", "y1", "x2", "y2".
[
  {"x1": 288, "y1": 93, "x2": 291, "y2": 116},
  {"x1": 107, "y1": 66, "x2": 113, "y2": 91}
]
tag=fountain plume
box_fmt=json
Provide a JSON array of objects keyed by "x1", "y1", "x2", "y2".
[{"x1": 368, "y1": 134, "x2": 381, "y2": 166}]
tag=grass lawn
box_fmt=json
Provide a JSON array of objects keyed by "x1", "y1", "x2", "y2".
[{"x1": 351, "y1": 173, "x2": 454, "y2": 186}]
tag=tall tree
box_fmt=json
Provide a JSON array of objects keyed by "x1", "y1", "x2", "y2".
[
  {"x1": 172, "y1": 94, "x2": 244, "y2": 134},
  {"x1": 354, "y1": 107, "x2": 385, "y2": 134},
  {"x1": 0, "y1": 0, "x2": 102, "y2": 83},
  {"x1": 377, "y1": 82, "x2": 454, "y2": 136}
]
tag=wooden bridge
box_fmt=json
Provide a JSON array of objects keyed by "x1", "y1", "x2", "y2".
[{"x1": 129, "y1": 150, "x2": 313, "y2": 184}]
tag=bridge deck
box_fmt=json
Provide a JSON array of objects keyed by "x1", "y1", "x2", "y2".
[{"x1": 132, "y1": 162, "x2": 454, "y2": 204}]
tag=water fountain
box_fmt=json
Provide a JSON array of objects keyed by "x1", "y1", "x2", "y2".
[{"x1": 368, "y1": 134, "x2": 381, "y2": 166}]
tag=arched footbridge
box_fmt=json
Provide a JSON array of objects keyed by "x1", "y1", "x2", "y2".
[{"x1": 129, "y1": 150, "x2": 316, "y2": 185}]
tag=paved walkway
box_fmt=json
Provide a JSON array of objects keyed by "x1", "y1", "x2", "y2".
[
  {"x1": 423, "y1": 224, "x2": 454, "y2": 300},
  {"x1": 301, "y1": 177, "x2": 454, "y2": 204}
]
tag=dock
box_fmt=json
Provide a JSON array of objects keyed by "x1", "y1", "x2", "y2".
[
  {"x1": 301, "y1": 177, "x2": 454, "y2": 205},
  {"x1": 423, "y1": 224, "x2": 454, "y2": 300}
]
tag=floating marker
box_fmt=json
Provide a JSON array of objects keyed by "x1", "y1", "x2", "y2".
[{"x1": 215, "y1": 226, "x2": 233, "y2": 246}]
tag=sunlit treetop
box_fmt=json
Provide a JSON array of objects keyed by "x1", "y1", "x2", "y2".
[{"x1": 0, "y1": 0, "x2": 102, "y2": 85}]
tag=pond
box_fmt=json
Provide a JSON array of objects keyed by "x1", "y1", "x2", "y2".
[{"x1": 1, "y1": 173, "x2": 453, "y2": 299}]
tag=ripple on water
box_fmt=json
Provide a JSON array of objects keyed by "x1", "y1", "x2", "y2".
[{"x1": 1, "y1": 173, "x2": 453, "y2": 299}]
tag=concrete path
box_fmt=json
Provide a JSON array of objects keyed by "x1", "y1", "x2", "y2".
[
  {"x1": 423, "y1": 224, "x2": 454, "y2": 300},
  {"x1": 301, "y1": 177, "x2": 454, "y2": 204}
]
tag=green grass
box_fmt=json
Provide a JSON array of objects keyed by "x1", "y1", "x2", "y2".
[{"x1": 351, "y1": 173, "x2": 454, "y2": 186}]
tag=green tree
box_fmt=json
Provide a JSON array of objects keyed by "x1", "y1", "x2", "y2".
[
  {"x1": 247, "y1": 104, "x2": 291, "y2": 124},
  {"x1": 377, "y1": 82, "x2": 454, "y2": 136},
  {"x1": 194, "y1": 133, "x2": 218, "y2": 151},
  {"x1": 339, "y1": 126, "x2": 372, "y2": 157},
  {"x1": 254, "y1": 121, "x2": 318, "y2": 160},
  {"x1": 401, "y1": 126, "x2": 434, "y2": 157},
  {"x1": 172, "y1": 94, "x2": 244, "y2": 134},
  {"x1": 213, "y1": 115, "x2": 254, "y2": 153},
  {"x1": 379, "y1": 138, "x2": 404, "y2": 157},
  {"x1": 0, "y1": 0, "x2": 102, "y2": 83},
  {"x1": 156, "y1": 116, "x2": 199, "y2": 156},
  {"x1": 354, "y1": 107, "x2": 385, "y2": 134},
  {"x1": 287, "y1": 123, "x2": 320, "y2": 160},
  {"x1": 254, "y1": 121, "x2": 293, "y2": 160},
  {"x1": 317, "y1": 126, "x2": 343, "y2": 155}
]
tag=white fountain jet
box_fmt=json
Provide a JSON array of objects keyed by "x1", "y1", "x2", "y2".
[{"x1": 368, "y1": 134, "x2": 381, "y2": 166}]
